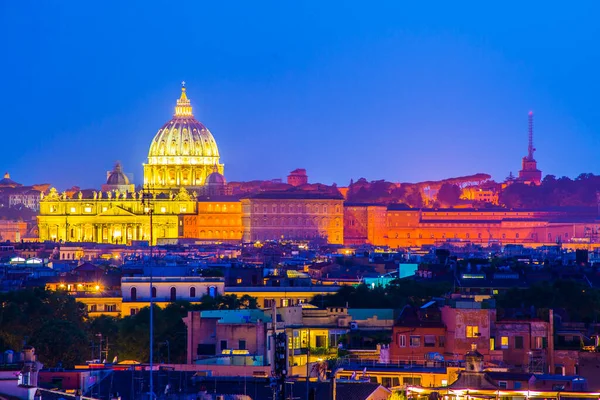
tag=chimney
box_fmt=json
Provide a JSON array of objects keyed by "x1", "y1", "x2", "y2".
[{"x1": 23, "y1": 346, "x2": 35, "y2": 363}]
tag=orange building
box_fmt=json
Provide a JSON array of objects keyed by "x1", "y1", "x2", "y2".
[
  {"x1": 343, "y1": 203, "x2": 387, "y2": 246},
  {"x1": 0, "y1": 220, "x2": 28, "y2": 242},
  {"x1": 386, "y1": 206, "x2": 599, "y2": 248},
  {"x1": 182, "y1": 196, "x2": 243, "y2": 241},
  {"x1": 460, "y1": 186, "x2": 499, "y2": 205},
  {"x1": 241, "y1": 191, "x2": 344, "y2": 244}
]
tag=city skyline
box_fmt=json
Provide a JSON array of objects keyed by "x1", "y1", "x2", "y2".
[{"x1": 1, "y1": 2, "x2": 599, "y2": 189}]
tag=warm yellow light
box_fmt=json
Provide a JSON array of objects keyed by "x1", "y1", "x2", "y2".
[
  {"x1": 95, "y1": 285, "x2": 100, "y2": 291},
  {"x1": 77, "y1": 283, "x2": 83, "y2": 288},
  {"x1": 59, "y1": 283, "x2": 65, "y2": 288}
]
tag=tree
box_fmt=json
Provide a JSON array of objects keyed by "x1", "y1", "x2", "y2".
[
  {"x1": 29, "y1": 320, "x2": 88, "y2": 368},
  {"x1": 436, "y1": 184, "x2": 461, "y2": 206}
]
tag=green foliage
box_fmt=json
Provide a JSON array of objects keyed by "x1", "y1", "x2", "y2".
[
  {"x1": 29, "y1": 320, "x2": 88, "y2": 368},
  {"x1": 436, "y1": 183, "x2": 461, "y2": 207},
  {"x1": 0, "y1": 288, "x2": 87, "y2": 368},
  {"x1": 496, "y1": 280, "x2": 600, "y2": 323},
  {"x1": 500, "y1": 174, "x2": 600, "y2": 208},
  {"x1": 192, "y1": 294, "x2": 258, "y2": 311},
  {"x1": 0, "y1": 289, "x2": 260, "y2": 368},
  {"x1": 310, "y1": 281, "x2": 451, "y2": 309}
]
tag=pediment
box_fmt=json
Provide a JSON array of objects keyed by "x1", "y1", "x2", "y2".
[{"x1": 98, "y1": 206, "x2": 136, "y2": 217}]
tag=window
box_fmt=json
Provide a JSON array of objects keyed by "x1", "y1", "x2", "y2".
[
  {"x1": 381, "y1": 377, "x2": 393, "y2": 388},
  {"x1": 89, "y1": 304, "x2": 97, "y2": 313},
  {"x1": 402, "y1": 377, "x2": 421, "y2": 386},
  {"x1": 498, "y1": 381, "x2": 507, "y2": 389},
  {"x1": 130, "y1": 287, "x2": 137, "y2": 301},
  {"x1": 106, "y1": 304, "x2": 116, "y2": 312},
  {"x1": 264, "y1": 299, "x2": 275, "y2": 308},
  {"x1": 70, "y1": 207, "x2": 76, "y2": 213},
  {"x1": 236, "y1": 278, "x2": 242, "y2": 284},
  {"x1": 515, "y1": 336, "x2": 524, "y2": 349},
  {"x1": 490, "y1": 337, "x2": 495, "y2": 350},
  {"x1": 424, "y1": 335, "x2": 436, "y2": 347},
  {"x1": 239, "y1": 340, "x2": 246, "y2": 350},
  {"x1": 514, "y1": 382, "x2": 522, "y2": 389},
  {"x1": 438, "y1": 336, "x2": 445, "y2": 348},
  {"x1": 501, "y1": 336, "x2": 509, "y2": 349},
  {"x1": 160, "y1": 207, "x2": 167, "y2": 213},
  {"x1": 535, "y1": 336, "x2": 545, "y2": 349},
  {"x1": 84, "y1": 206, "x2": 92, "y2": 213},
  {"x1": 398, "y1": 334, "x2": 406, "y2": 348},
  {"x1": 220, "y1": 340, "x2": 227, "y2": 350},
  {"x1": 466, "y1": 325, "x2": 479, "y2": 338},
  {"x1": 410, "y1": 335, "x2": 420, "y2": 347},
  {"x1": 130, "y1": 308, "x2": 139, "y2": 316},
  {"x1": 190, "y1": 287, "x2": 196, "y2": 298},
  {"x1": 151, "y1": 286, "x2": 157, "y2": 298},
  {"x1": 170, "y1": 287, "x2": 177, "y2": 302}
]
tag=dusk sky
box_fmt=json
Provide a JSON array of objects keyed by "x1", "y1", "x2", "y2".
[{"x1": 1, "y1": 1, "x2": 599, "y2": 190}]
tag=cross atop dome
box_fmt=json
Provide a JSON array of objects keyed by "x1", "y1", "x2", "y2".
[{"x1": 175, "y1": 82, "x2": 193, "y2": 117}]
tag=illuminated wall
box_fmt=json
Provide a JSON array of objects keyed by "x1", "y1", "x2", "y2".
[
  {"x1": 182, "y1": 198, "x2": 243, "y2": 241},
  {"x1": 344, "y1": 204, "x2": 387, "y2": 246},
  {"x1": 37, "y1": 187, "x2": 197, "y2": 245},
  {"x1": 386, "y1": 208, "x2": 599, "y2": 247},
  {"x1": 241, "y1": 194, "x2": 344, "y2": 244}
]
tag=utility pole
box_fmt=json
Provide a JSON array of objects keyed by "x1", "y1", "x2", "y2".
[{"x1": 141, "y1": 185, "x2": 155, "y2": 399}]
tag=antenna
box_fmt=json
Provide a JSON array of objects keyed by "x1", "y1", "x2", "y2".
[{"x1": 528, "y1": 111, "x2": 535, "y2": 160}]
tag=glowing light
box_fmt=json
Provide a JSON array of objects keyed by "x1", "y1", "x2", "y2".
[{"x1": 95, "y1": 285, "x2": 100, "y2": 291}]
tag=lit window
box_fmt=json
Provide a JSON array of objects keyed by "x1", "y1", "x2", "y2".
[
  {"x1": 501, "y1": 336, "x2": 509, "y2": 349},
  {"x1": 102, "y1": 207, "x2": 108, "y2": 212},
  {"x1": 70, "y1": 207, "x2": 76, "y2": 213},
  {"x1": 160, "y1": 207, "x2": 166, "y2": 213},
  {"x1": 180, "y1": 206, "x2": 187, "y2": 213},
  {"x1": 409, "y1": 335, "x2": 420, "y2": 347},
  {"x1": 84, "y1": 206, "x2": 92, "y2": 213},
  {"x1": 466, "y1": 326, "x2": 479, "y2": 338}
]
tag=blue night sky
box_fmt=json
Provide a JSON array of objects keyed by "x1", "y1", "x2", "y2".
[{"x1": 1, "y1": 1, "x2": 599, "y2": 190}]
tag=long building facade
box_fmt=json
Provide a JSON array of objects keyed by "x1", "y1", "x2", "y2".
[{"x1": 241, "y1": 191, "x2": 344, "y2": 244}]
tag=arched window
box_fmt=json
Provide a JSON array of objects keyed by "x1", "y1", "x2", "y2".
[
  {"x1": 151, "y1": 286, "x2": 157, "y2": 298},
  {"x1": 170, "y1": 287, "x2": 177, "y2": 302},
  {"x1": 208, "y1": 286, "x2": 216, "y2": 297},
  {"x1": 130, "y1": 287, "x2": 137, "y2": 301},
  {"x1": 190, "y1": 287, "x2": 196, "y2": 298}
]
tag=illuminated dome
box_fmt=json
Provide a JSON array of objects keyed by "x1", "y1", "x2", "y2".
[
  {"x1": 143, "y1": 83, "x2": 224, "y2": 191},
  {"x1": 147, "y1": 84, "x2": 220, "y2": 164}
]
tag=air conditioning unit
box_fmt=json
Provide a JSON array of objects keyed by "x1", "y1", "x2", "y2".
[{"x1": 350, "y1": 321, "x2": 359, "y2": 330}]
